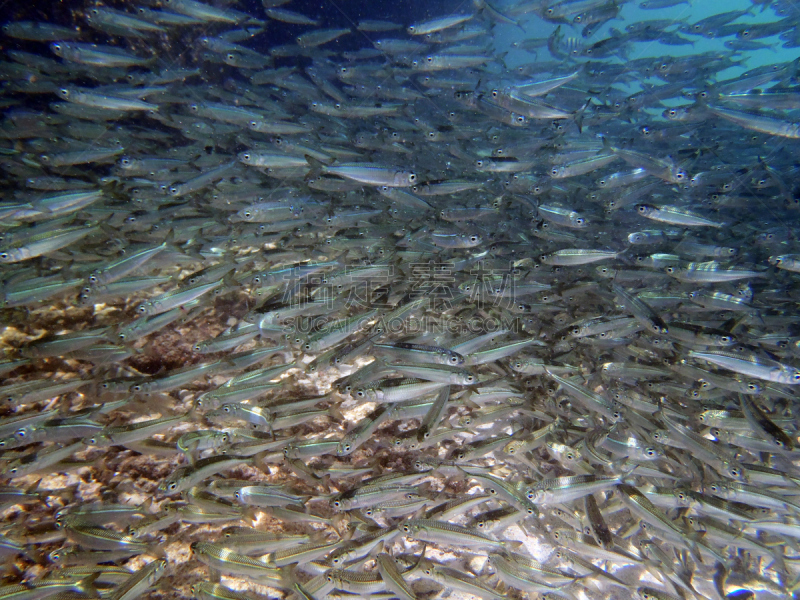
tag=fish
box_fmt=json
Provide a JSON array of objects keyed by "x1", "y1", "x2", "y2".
[
  {"x1": 1, "y1": 1, "x2": 800, "y2": 599},
  {"x1": 408, "y1": 14, "x2": 474, "y2": 35}
]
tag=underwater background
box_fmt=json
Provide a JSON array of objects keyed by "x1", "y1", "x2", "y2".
[{"x1": 0, "y1": 0, "x2": 799, "y2": 599}]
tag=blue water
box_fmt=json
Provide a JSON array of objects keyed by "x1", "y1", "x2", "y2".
[{"x1": 494, "y1": 0, "x2": 799, "y2": 94}]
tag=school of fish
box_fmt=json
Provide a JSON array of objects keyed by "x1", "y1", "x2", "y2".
[{"x1": 1, "y1": 0, "x2": 800, "y2": 599}]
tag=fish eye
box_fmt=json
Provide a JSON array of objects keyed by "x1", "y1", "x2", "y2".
[
  {"x1": 551, "y1": 167, "x2": 559, "y2": 176},
  {"x1": 426, "y1": 56, "x2": 433, "y2": 62},
  {"x1": 408, "y1": 173, "x2": 417, "y2": 182},
  {"x1": 168, "y1": 482, "x2": 177, "y2": 491},
  {"x1": 326, "y1": 575, "x2": 334, "y2": 583}
]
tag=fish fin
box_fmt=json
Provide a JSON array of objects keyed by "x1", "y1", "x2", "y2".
[
  {"x1": 148, "y1": 543, "x2": 167, "y2": 559},
  {"x1": 75, "y1": 572, "x2": 102, "y2": 598},
  {"x1": 332, "y1": 250, "x2": 349, "y2": 267},
  {"x1": 327, "y1": 405, "x2": 345, "y2": 422},
  {"x1": 304, "y1": 153, "x2": 331, "y2": 172},
  {"x1": 366, "y1": 540, "x2": 385, "y2": 559},
  {"x1": 462, "y1": 395, "x2": 481, "y2": 410},
  {"x1": 411, "y1": 504, "x2": 428, "y2": 520},
  {"x1": 252, "y1": 449, "x2": 273, "y2": 469},
  {"x1": 574, "y1": 98, "x2": 592, "y2": 134},
  {"x1": 242, "y1": 506, "x2": 259, "y2": 525},
  {"x1": 503, "y1": 540, "x2": 525, "y2": 550},
  {"x1": 621, "y1": 463, "x2": 639, "y2": 484},
  {"x1": 24, "y1": 478, "x2": 42, "y2": 495},
  {"x1": 319, "y1": 473, "x2": 333, "y2": 492},
  {"x1": 141, "y1": 496, "x2": 154, "y2": 515}
]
